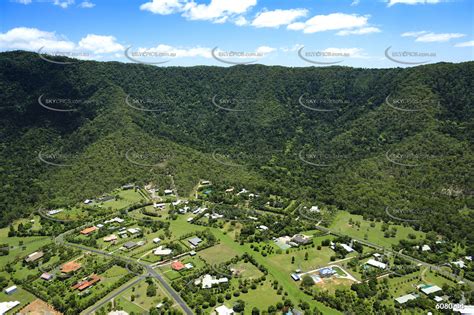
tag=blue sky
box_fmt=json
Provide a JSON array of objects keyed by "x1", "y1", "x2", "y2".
[{"x1": 1, "y1": 0, "x2": 473, "y2": 67}]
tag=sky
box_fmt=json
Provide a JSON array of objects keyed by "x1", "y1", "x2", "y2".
[{"x1": 0, "y1": 0, "x2": 473, "y2": 68}]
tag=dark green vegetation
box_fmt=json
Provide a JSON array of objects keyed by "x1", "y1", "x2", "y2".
[{"x1": 1, "y1": 51, "x2": 473, "y2": 254}]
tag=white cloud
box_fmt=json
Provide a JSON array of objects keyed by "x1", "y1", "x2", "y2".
[
  {"x1": 251, "y1": 9, "x2": 308, "y2": 28},
  {"x1": 78, "y1": 34, "x2": 124, "y2": 53},
  {"x1": 182, "y1": 0, "x2": 256, "y2": 22},
  {"x1": 280, "y1": 44, "x2": 304, "y2": 52},
  {"x1": 140, "y1": 0, "x2": 256, "y2": 24},
  {"x1": 287, "y1": 22, "x2": 306, "y2": 31},
  {"x1": 255, "y1": 46, "x2": 276, "y2": 54},
  {"x1": 337, "y1": 26, "x2": 380, "y2": 36},
  {"x1": 234, "y1": 16, "x2": 248, "y2": 26},
  {"x1": 287, "y1": 13, "x2": 371, "y2": 34},
  {"x1": 454, "y1": 40, "x2": 474, "y2": 47},
  {"x1": 78, "y1": 1, "x2": 95, "y2": 8},
  {"x1": 323, "y1": 47, "x2": 365, "y2": 58},
  {"x1": 387, "y1": 0, "x2": 441, "y2": 6},
  {"x1": 402, "y1": 31, "x2": 465, "y2": 42},
  {"x1": 0, "y1": 27, "x2": 75, "y2": 51},
  {"x1": 401, "y1": 31, "x2": 428, "y2": 37},
  {"x1": 140, "y1": 0, "x2": 186, "y2": 15},
  {"x1": 12, "y1": 0, "x2": 32, "y2": 4},
  {"x1": 351, "y1": 0, "x2": 360, "y2": 6},
  {"x1": 135, "y1": 44, "x2": 212, "y2": 58},
  {"x1": 53, "y1": 0, "x2": 75, "y2": 9},
  {"x1": 416, "y1": 32, "x2": 465, "y2": 42}
]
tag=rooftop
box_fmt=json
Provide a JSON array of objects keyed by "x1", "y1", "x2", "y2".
[
  {"x1": 171, "y1": 261, "x2": 185, "y2": 271},
  {"x1": 61, "y1": 261, "x2": 82, "y2": 273},
  {"x1": 80, "y1": 226, "x2": 97, "y2": 235}
]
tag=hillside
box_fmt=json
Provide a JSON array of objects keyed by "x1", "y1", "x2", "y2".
[{"x1": 0, "y1": 50, "x2": 472, "y2": 248}]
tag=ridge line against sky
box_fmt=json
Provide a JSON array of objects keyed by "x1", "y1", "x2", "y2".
[{"x1": 0, "y1": 0, "x2": 473, "y2": 68}]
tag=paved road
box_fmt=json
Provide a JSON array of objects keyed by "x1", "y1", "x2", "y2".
[
  {"x1": 65, "y1": 243, "x2": 194, "y2": 315},
  {"x1": 146, "y1": 265, "x2": 193, "y2": 315},
  {"x1": 312, "y1": 225, "x2": 474, "y2": 288},
  {"x1": 83, "y1": 275, "x2": 145, "y2": 315}
]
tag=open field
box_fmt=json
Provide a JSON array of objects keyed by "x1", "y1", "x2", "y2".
[
  {"x1": 0, "y1": 225, "x2": 51, "y2": 266},
  {"x1": 231, "y1": 262, "x2": 264, "y2": 279},
  {"x1": 219, "y1": 281, "x2": 282, "y2": 314},
  {"x1": 199, "y1": 243, "x2": 240, "y2": 265},
  {"x1": 0, "y1": 285, "x2": 37, "y2": 315},
  {"x1": 329, "y1": 211, "x2": 426, "y2": 248}
]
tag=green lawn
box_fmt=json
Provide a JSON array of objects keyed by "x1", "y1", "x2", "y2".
[
  {"x1": 217, "y1": 281, "x2": 283, "y2": 314},
  {"x1": 0, "y1": 285, "x2": 37, "y2": 315},
  {"x1": 0, "y1": 225, "x2": 51, "y2": 266},
  {"x1": 199, "y1": 243, "x2": 240, "y2": 265},
  {"x1": 99, "y1": 189, "x2": 147, "y2": 210},
  {"x1": 267, "y1": 246, "x2": 338, "y2": 275},
  {"x1": 329, "y1": 211, "x2": 425, "y2": 248},
  {"x1": 230, "y1": 262, "x2": 263, "y2": 279}
]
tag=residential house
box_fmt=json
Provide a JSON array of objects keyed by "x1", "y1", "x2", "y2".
[
  {"x1": 199, "y1": 274, "x2": 228, "y2": 289},
  {"x1": 291, "y1": 234, "x2": 311, "y2": 245},
  {"x1": 0, "y1": 301, "x2": 20, "y2": 314},
  {"x1": 72, "y1": 274, "x2": 101, "y2": 291},
  {"x1": 188, "y1": 237, "x2": 203, "y2": 247},
  {"x1": 154, "y1": 246, "x2": 172, "y2": 256},
  {"x1": 171, "y1": 261, "x2": 185, "y2": 271},
  {"x1": 25, "y1": 251, "x2": 44, "y2": 263},
  {"x1": 4, "y1": 286, "x2": 17, "y2": 295},
  {"x1": 215, "y1": 305, "x2": 234, "y2": 315},
  {"x1": 80, "y1": 226, "x2": 97, "y2": 235},
  {"x1": 395, "y1": 294, "x2": 418, "y2": 304},
  {"x1": 366, "y1": 259, "x2": 387, "y2": 270},
  {"x1": 40, "y1": 273, "x2": 53, "y2": 281},
  {"x1": 319, "y1": 268, "x2": 336, "y2": 278},
  {"x1": 123, "y1": 241, "x2": 138, "y2": 250},
  {"x1": 103, "y1": 235, "x2": 117, "y2": 242},
  {"x1": 61, "y1": 261, "x2": 82, "y2": 274}
]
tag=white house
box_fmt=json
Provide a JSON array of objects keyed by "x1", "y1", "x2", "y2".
[
  {"x1": 104, "y1": 217, "x2": 124, "y2": 224},
  {"x1": 258, "y1": 225, "x2": 269, "y2": 231},
  {"x1": 309, "y1": 206, "x2": 320, "y2": 213},
  {"x1": 0, "y1": 301, "x2": 20, "y2": 314},
  {"x1": 153, "y1": 238, "x2": 161, "y2": 244},
  {"x1": 198, "y1": 274, "x2": 229, "y2": 289},
  {"x1": 84, "y1": 199, "x2": 92, "y2": 204},
  {"x1": 395, "y1": 294, "x2": 418, "y2": 304},
  {"x1": 47, "y1": 209, "x2": 63, "y2": 215},
  {"x1": 420, "y1": 285, "x2": 442, "y2": 295},
  {"x1": 421, "y1": 245, "x2": 431, "y2": 251},
  {"x1": 215, "y1": 305, "x2": 234, "y2": 315},
  {"x1": 4, "y1": 286, "x2": 17, "y2": 295},
  {"x1": 164, "y1": 189, "x2": 173, "y2": 195},
  {"x1": 451, "y1": 260, "x2": 466, "y2": 268},
  {"x1": 341, "y1": 244, "x2": 354, "y2": 253},
  {"x1": 154, "y1": 246, "x2": 172, "y2": 256},
  {"x1": 127, "y1": 228, "x2": 140, "y2": 234},
  {"x1": 366, "y1": 259, "x2": 387, "y2": 270}
]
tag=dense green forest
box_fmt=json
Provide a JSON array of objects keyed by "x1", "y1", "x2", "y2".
[{"x1": 0, "y1": 51, "x2": 472, "y2": 249}]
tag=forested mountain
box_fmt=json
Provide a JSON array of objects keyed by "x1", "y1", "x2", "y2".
[{"x1": 1, "y1": 51, "x2": 472, "y2": 247}]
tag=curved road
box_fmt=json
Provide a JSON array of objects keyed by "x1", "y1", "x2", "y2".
[{"x1": 58, "y1": 240, "x2": 193, "y2": 314}]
